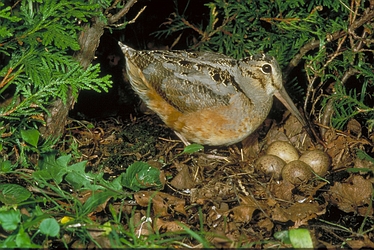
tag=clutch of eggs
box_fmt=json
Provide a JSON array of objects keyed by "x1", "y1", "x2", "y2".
[{"x1": 255, "y1": 141, "x2": 331, "y2": 184}]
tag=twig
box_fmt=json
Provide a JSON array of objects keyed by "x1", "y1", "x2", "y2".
[
  {"x1": 181, "y1": 17, "x2": 205, "y2": 37},
  {"x1": 319, "y1": 98, "x2": 334, "y2": 138},
  {"x1": 107, "y1": 0, "x2": 138, "y2": 25},
  {"x1": 105, "y1": 0, "x2": 121, "y2": 15},
  {"x1": 127, "y1": 6, "x2": 146, "y2": 24},
  {"x1": 0, "y1": 68, "x2": 14, "y2": 88}
]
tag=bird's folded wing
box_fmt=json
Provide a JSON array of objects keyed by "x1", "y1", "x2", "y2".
[{"x1": 142, "y1": 53, "x2": 240, "y2": 113}]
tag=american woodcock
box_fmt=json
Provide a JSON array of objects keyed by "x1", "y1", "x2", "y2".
[{"x1": 119, "y1": 42, "x2": 308, "y2": 146}]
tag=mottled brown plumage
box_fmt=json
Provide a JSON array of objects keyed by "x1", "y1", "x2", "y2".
[{"x1": 119, "y1": 42, "x2": 307, "y2": 146}]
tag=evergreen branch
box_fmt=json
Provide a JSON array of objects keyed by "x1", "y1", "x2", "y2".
[{"x1": 284, "y1": 8, "x2": 374, "y2": 80}]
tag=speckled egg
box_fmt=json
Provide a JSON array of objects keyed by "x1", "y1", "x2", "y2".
[
  {"x1": 299, "y1": 149, "x2": 330, "y2": 176},
  {"x1": 266, "y1": 141, "x2": 299, "y2": 163},
  {"x1": 282, "y1": 160, "x2": 313, "y2": 185},
  {"x1": 255, "y1": 154, "x2": 286, "y2": 180}
]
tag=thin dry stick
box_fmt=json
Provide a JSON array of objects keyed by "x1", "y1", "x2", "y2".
[
  {"x1": 0, "y1": 68, "x2": 14, "y2": 88},
  {"x1": 105, "y1": 0, "x2": 122, "y2": 15},
  {"x1": 107, "y1": 0, "x2": 138, "y2": 25},
  {"x1": 304, "y1": 34, "x2": 347, "y2": 116},
  {"x1": 318, "y1": 0, "x2": 370, "y2": 133}
]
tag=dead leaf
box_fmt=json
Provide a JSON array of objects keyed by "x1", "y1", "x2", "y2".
[
  {"x1": 324, "y1": 131, "x2": 353, "y2": 170},
  {"x1": 346, "y1": 235, "x2": 374, "y2": 249},
  {"x1": 154, "y1": 218, "x2": 187, "y2": 233},
  {"x1": 283, "y1": 114, "x2": 303, "y2": 138},
  {"x1": 207, "y1": 205, "x2": 225, "y2": 226},
  {"x1": 354, "y1": 157, "x2": 374, "y2": 172},
  {"x1": 241, "y1": 132, "x2": 260, "y2": 159},
  {"x1": 271, "y1": 204, "x2": 291, "y2": 222},
  {"x1": 190, "y1": 181, "x2": 236, "y2": 204},
  {"x1": 347, "y1": 119, "x2": 362, "y2": 137},
  {"x1": 134, "y1": 212, "x2": 154, "y2": 237},
  {"x1": 209, "y1": 229, "x2": 238, "y2": 249},
  {"x1": 170, "y1": 162, "x2": 196, "y2": 189},
  {"x1": 205, "y1": 202, "x2": 233, "y2": 228},
  {"x1": 257, "y1": 217, "x2": 274, "y2": 231},
  {"x1": 265, "y1": 129, "x2": 290, "y2": 146},
  {"x1": 328, "y1": 175, "x2": 373, "y2": 215},
  {"x1": 270, "y1": 180, "x2": 294, "y2": 201},
  {"x1": 239, "y1": 194, "x2": 258, "y2": 207},
  {"x1": 134, "y1": 191, "x2": 187, "y2": 217},
  {"x1": 88, "y1": 229, "x2": 112, "y2": 248},
  {"x1": 271, "y1": 202, "x2": 325, "y2": 223},
  {"x1": 227, "y1": 205, "x2": 257, "y2": 223}
]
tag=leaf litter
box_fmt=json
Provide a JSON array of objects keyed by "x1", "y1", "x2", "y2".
[{"x1": 46, "y1": 112, "x2": 374, "y2": 247}]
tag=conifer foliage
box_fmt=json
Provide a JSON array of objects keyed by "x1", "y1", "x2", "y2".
[
  {"x1": 0, "y1": 0, "x2": 112, "y2": 163},
  {"x1": 156, "y1": 0, "x2": 374, "y2": 134}
]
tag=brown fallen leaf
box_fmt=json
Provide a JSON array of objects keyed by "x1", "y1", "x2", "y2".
[
  {"x1": 239, "y1": 194, "x2": 259, "y2": 207},
  {"x1": 241, "y1": 131, "x2": 260, "y2": 159},
  {"x1": 346, "y1": 234, "x2": 374, "y2": 249},
  {"x1": 134, "y1": 191, "x2": 187, "y2": 217},
  {"x1": 227, "y1": 205, "x2": 257, "y2": 223},
  {"x1": 347, "y1": 118, "x2": 362, "y2": 137},
  {"x1": 206, "y1": 204, "x2": 227, "y2": 226},
  {"x1": 354, "y1": 157, "x2": 374, "y2": 173},
  {"x1": 271, "y1": 204, "x2": 290, "y2": 223},
  {"x1": 282, "y1": 113, "x2": 312, "y2": 150},
  {"x1": 190, "y1": 181, "x2": 236, "y2": 204},
  {"x1": 270, "y1": 180, "x2": 294, "y2": 202},
  {"x1": 271, "y1": 202, "x2": 325, "y2": 223},
  {"x1": 328, "y1": 175, "x2": 372, "y2": 216},
  {"x1": 154, "y1": 218, "x2": 187, "y2": 233},
  {"x1": 169, "y1": 162, "x2": 196, "y2": 189},
  {"x1": 133, "y1": 212, "x2": 154, "y2": 237},
  {"x1": 257, "y1": 217, "x2": 274, "y2": 231},
  {"x1": 265, "y1": 129, "x2": 290, "y2": 147}
]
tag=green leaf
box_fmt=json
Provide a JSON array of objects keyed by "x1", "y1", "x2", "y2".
[
  {"x1": 0, "y1": 209, "x2": 21, "y2": 231},
  {"x1": 0, "y1": 184, "x2": 31, "y2": 205},
  {"x1": 65, "y1": 160, "x2": 93, "y2": 190},
  {"x1": 182, "y1": 144, "x2": 204, "y2": 154},
  {"x1": 121, "y1": 162, "x2": 163, "y2": 192},
  {"x1": 35, "y1": 152, "x2": 70, "y2": 184},
  {"x1": 289, "y1": 228, "x2": 314, "y2": 248},
  {"x1": 36, "y1": 152, "x2": 99, "y2": 190},
  {"x1": 16, "y1": 226, "x2": 33, "y2": 247},
  {"x1": 346, "y1": 167, "x2": 372, "y2": 173},
  {"x1": 274, "y1": 230, "x2": 291, "y2": 244},
  {"x1": 82, "y1": 191, "x2": 116, "y2": 215},
  {"x1": 39, "y1": 218, "x2": 60, "y2": 237},
  {"x1": 20, "y1": 128, "x2": 40, "y2": 147},
  {"x1": 0, "y1": 235, "x2": 17, "y2": 248},
  {"x1": 356, "y1": 149, "x2": 374, "y2": 164},
  {"x1": 274, "y1": 228, "x2": 313, "y2": 247},
  {"x1": 0, "y1": 160, "x2": 15, "y2": 173},
  {"x1": 177, "y1": 222, "x2": 213, "y2": 248},
  {"x1": 97, "y1": 174, "x2": 124, "y2": 193}
]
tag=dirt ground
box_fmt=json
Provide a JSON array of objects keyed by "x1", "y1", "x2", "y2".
[{"x1": 62, "y1": 103, "x2": 374, "y2": 248}]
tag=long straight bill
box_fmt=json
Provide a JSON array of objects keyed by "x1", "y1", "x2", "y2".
[{"x1": 274, "y1": 87, "x2": 307, "y2": 128}]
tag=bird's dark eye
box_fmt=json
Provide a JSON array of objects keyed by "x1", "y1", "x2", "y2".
[{"x1": 262, "y1": 64, "x2": 272, "y2": 73}]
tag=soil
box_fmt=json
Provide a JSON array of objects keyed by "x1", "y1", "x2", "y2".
[{"x1": 62, "y1": 101, "x2": 374, "y2": 248}]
